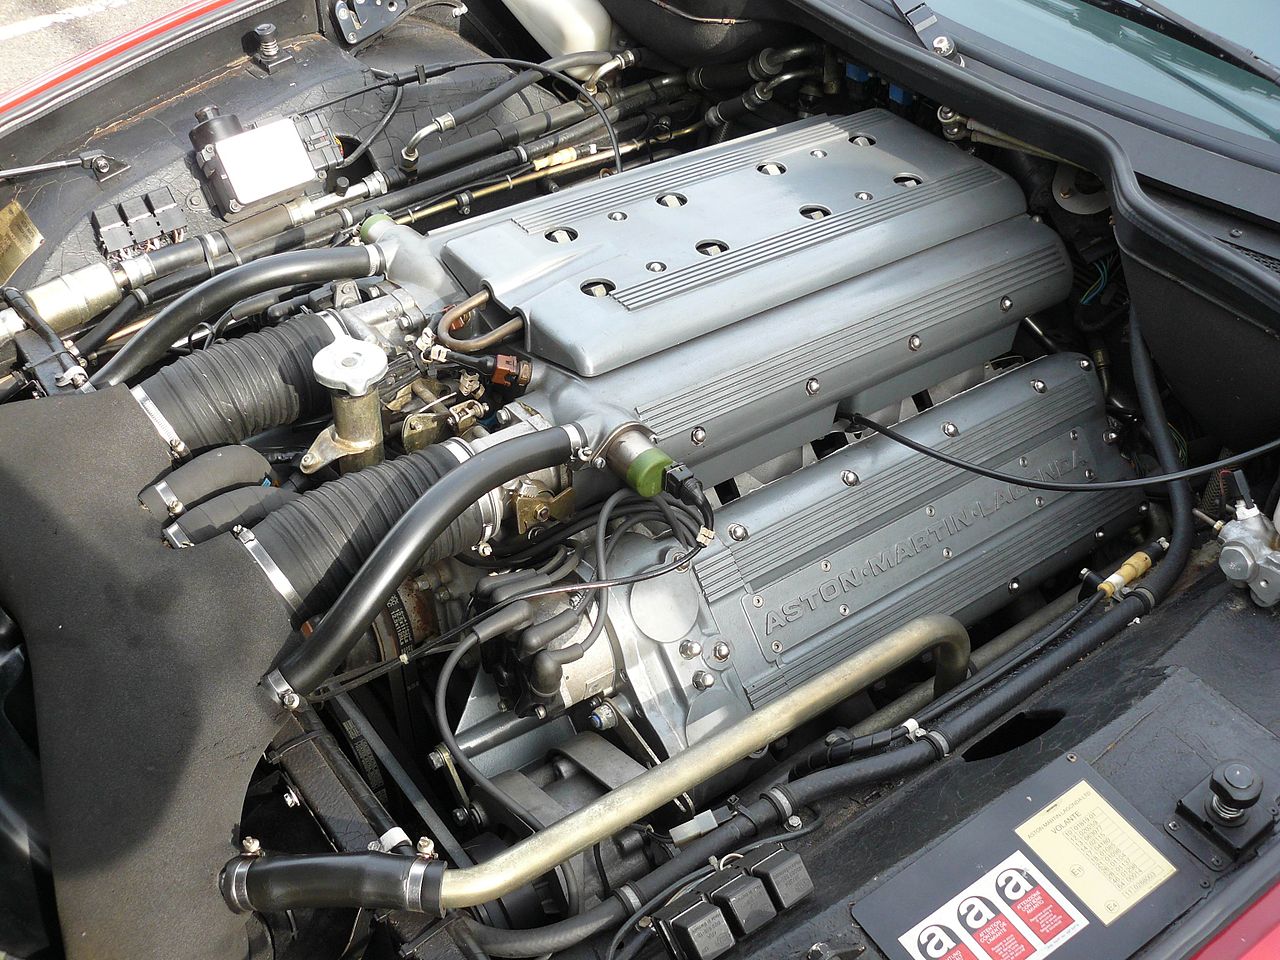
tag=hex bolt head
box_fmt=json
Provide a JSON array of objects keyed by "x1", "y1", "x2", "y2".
[
  {"x1": 1008, "y1": 579, "x2": 1021, "y2": 593},
  {"x1": 841, "y1": 469, "x2": 860, "y2": 487},
  {"x1": 713, "y1": 641, "x2": 731, "y2": 661},
  {"x1": 932, "y1": 35, "x2": 956, "y2": 56},
  {"x1": 692, "y1": 670, "x2": 715, "y2": 690},
  {"x1": 805, "y1": 377, "x2": 821, "y2": 396},
  {"x1": 1104, "y1": 430, "x2": 1120, "y2": 444},
  {"x1": 690, "y1": 426, "x2": 707, "y2": 445},
  {"x1": 941, "y1": 421, "x2": 960, "y2": 438},
  {"x1": 92, "y1": 155, "x2": 111, "y2": 174},
  {"x1": 855, "y1": 191, "x2": 873, "y2": 201},
  {"x1": 908, "y1": 334, "x2": 922, "y2": 351},
  {"x1": 680, "y1": 640, "x2": 703, "y2": 660},
  {"x1": 607, "y1": 210, "x2": 627, "y2": 221},
  {"x1": 241, "y1": 836, "x2": 261, "y2": 855},
  {"x1": 999, "y1": 295, "x2": 1013, "y2": 311},
  {"x1": 416, "y1": 836, "x2": 436, "y2": 857},
  {"x1": 728, "y1": 523, "x2": 749, "y2": 541},
  {"x1": 785, "y1": 814, "x2": 803, "y2": 830},
  {"x1": 1031, "y1": 379, "x2": 1047, "y2": 394},
  {"x1": 1079, "y1": 358, "x2": 1092, "y2": 370}
]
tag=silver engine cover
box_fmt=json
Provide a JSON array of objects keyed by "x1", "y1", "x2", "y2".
[
  {"x1": 564, "y1": 354, "x2": 1140, "y2": 760},
  {"x1": 382, "y1": 110, "x2": 1072, "y2": 484}
]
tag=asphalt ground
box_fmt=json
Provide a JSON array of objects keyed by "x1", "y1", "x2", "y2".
[{"x1": 0, "y1": 0, "x2": 190, "y2": 94}]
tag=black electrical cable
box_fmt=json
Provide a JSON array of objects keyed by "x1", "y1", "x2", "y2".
[
  {"x1": 2, "y1": 286, "x2": 68, "y2": 358},
  {"x1": 337, "y1": 85, "x2": 404, "y2": 169},
  {"x1": 852, "y1": 413, "x2": 1280, "y2": 491},
  {"x1": 401, "y1": 57, "x2": 625, "y2": 174}
]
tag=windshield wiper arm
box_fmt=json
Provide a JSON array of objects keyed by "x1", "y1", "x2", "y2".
[{"x1": 1076, "y1": 0, "x2": 1280, "y2": 90}]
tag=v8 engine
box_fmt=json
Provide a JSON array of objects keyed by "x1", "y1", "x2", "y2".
[{"x1": 1, "y1": 23, "x2": 1223, "y2": 960}]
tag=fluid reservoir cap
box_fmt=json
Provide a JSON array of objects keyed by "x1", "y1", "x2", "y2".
[
  {"x1": 312, "y1": 336, "x2": 388, "y2": 396},
  {"x1": 626, "y1": 447, "x2": 675, "y2": 498}
]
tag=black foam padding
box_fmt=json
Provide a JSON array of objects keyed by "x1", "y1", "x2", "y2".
[
  {"x1": 139, "y1": 313, "x2": 334, "y2": 452},
  {"x1": 252, "y1": 444, "x2": 477, "y2": 621},
  {"x1": 0, "y1": 386, "x2": 293, "y2": 960}
]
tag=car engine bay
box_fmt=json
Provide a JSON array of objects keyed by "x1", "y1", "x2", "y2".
[{"x1": 1, "y1": 3, "x2": 1279, "y2": 960}]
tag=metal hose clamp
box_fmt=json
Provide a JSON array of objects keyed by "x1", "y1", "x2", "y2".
[
  {"x1": 130, "y1": 385, "x2": 189, "y2": 459},
  {"x1": 222, "y1": 857, "x2": 255, "y2": 913},
  {"x1": 235, "y1": 527, "x2": 303, "y2": 615}
]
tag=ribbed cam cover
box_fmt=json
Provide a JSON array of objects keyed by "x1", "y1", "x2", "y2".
[
  {"x1": 437, "y1": 110, "x2": 1032, "y2": 376},
  {"x1": 606, "y1": 354, "x2": 1141, "y2": 757}
]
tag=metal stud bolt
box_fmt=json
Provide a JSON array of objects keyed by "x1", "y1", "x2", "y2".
[{"x1": 841, "y1": 469, "x2": 860, "y2": 487}]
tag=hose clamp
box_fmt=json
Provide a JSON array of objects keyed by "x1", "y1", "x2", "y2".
[
  {"x1": 263, "y1": 667, "x2": 302, "y2": 711},
  {"x1": 152, "y1": 479, "x2": 183, "y2": 517},
  {"x1": 924, "y1": 730, "x2": 951, "y2": 758},
  {"x1": 376, "y1": 826, "x2": 411, "y2": 852},
  {"x1": 236, "y1": 527, "x2": 303, "y2": 616},
  {"x1": 902, "y1": 718, "x2": 925, "y2": 742},
  {"x1": 130, "y1": 385, "x2": 189, "y2": 459},
  {"x1": 162, "y1": 521, "x2": 194, "y2": 549},
  {"x1": 615, "y1": 883, "x2": 643, "y2": 913},
  {"x1": 223, "y1": 857, "x2": 255, "y2": 914},
  {"x1": 763, "y1": 786, "x2": 794, "y2": 820},
  {"x1": 404, "y1": 856, "x2": 431, "y2": 912}
]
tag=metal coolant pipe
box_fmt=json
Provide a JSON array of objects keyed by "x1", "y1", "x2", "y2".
[{"x1": 223, "y1": 615, "x2": 969, "y2": 914}]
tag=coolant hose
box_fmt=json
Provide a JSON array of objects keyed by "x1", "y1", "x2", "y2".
[
  {"x1": 92, "y1": 246, "x2": 382, "y2": 388},
  {"x1": 135, "y1": 314, "x2": 336, "y2": 453},
  {"x1": 139, "y1": 444, "x2": 271, "y2": 516},
  {"x1": 249, "y1": 444, "x2": 479, "y2": 623},
  {"x1": 266, "y1": 425, "x2": 581, "y2": 699},
  {"x1": 223, "y1": 851, "x2": 421, "y2": 913},
  {"x1": 165, "y1": 485, "x2": 298, "y2": 547}
]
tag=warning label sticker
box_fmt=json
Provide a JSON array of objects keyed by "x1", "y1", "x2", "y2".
[
  {"x1": 898, "y1": 852, "x2": 1088, "y2": 960},
  {"x1": 1015, "y1": 780, "x2": 1176, "y2": 926}
]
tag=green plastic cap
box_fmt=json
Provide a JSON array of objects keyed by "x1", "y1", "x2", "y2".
[
  {"x1": 359, "y1": 213, "x2": 395, "y2": 244},
  {"x1": 625, "y1": 447, "x2": 675, "y2": 498}
]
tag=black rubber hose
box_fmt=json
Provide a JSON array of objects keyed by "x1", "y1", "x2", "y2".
[
  {"x1": 77, "y1": 292, "x2": 141, "y2": 355},
  {"x1": 137, "y1": 313, "x2": 336, "y2": 452},
  {"x1": 439, "y1": 52, "x2": 614, "y2": 135},
  {"x1": 139, "y1": 444, "x2": 271, "y2": 515},
  {"x1": 167, "y1": 485, "x2": 298, "y2": 546},
  {"x1": 223, "y1": 851, "x2": 417, "y2": 913},
  {"x1": 92, "y1": 246, "x2": 379, "y2": 388},
  {"x1": 271, "y1": 426, "x2": 577, "y2": 697},
  {"x1": 252, "y1": 444, "x2": 475, "y2": 623}
]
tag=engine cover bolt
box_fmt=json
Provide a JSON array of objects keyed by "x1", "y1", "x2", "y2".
[
  {"x1": 810, "y1": 149, "x2": 828, "y2": 158},
  {"x1": 713, "y1": 642, "x2": 731, "y2": 661},
  {"x1": 1084, "y1": 468, "x2": 1096, "y2": 480},
  {"x1": 908, "y1": 334, "x2": 922, "y2": 351},
  {"x1": 841, "y1": 469, "x2": 860, "y2": 487},
  {"x1": 839, "y1": 604, "x2": 850, "y2": 616},
  {"x1": 941, "y1": 421, "x2": 960, "y2": 438},
  {"x1": 771, "y1": 640, "x2": 783, "y2": 653},
  {"x1": 1035, "y1": 496, "x2": 1045, "y2": 507},
  {"x1": 1031, "y1": 379, "x2": 1047, "y2": 393},
  {"x1": 690, "y1": 426, "x2": 707, "y2": 445},
  {"x1": 932, "y1": 35, "x2": 956, "y2": 57},
  {"x1": 1069, "y1": 429, "x2": 1079, "y2": 440},
  {"x1": 692, "y1": 670, "x2": 715, "y2": 690},
  {"x1": 820, "y1": 560, "x2": 832, "y2": 572},
  {"x1": 728, "y1": 523, "x2": 749, "y2": 541},
  {"x1": 680, "y1": 640, "x2": 703, "y2": 660},
  {"x1": 752, "y1": 595, "x2": 764, "y2": 607},
  {"x1": 1104, "y1": 430, "x2": 1119, "y2": 444},
  {"x1": 1079, "y1": 358, "x2": 1092, "y2": 370},
  {"x1": 1094, "y1": 528, "x2": 1106, "y2": 540},
  {"x1": 1008, "y1": 579, "x2": 1020, "y2": 594},
  {"x1": 805, "y1": 377, "x2": 821, "y2": 395},
  {"x1": 607, "y1": 210, "x2": 627, "y2": 221},
  {"x1": 925, "y1": 505, "x2": 936, "y2": 517},
  {"x1": 942, "y1": 547, "x2": 954, "y2": 559},
  {"x1": 999, "y1": 295, "x2": 1013, "y2": 311},
  {"x1": 855, "y1": 191, "x2": 873, "y2": 201},
  {"x1": 645, "y1": 261, "x2": 666, "y2": 273}
]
